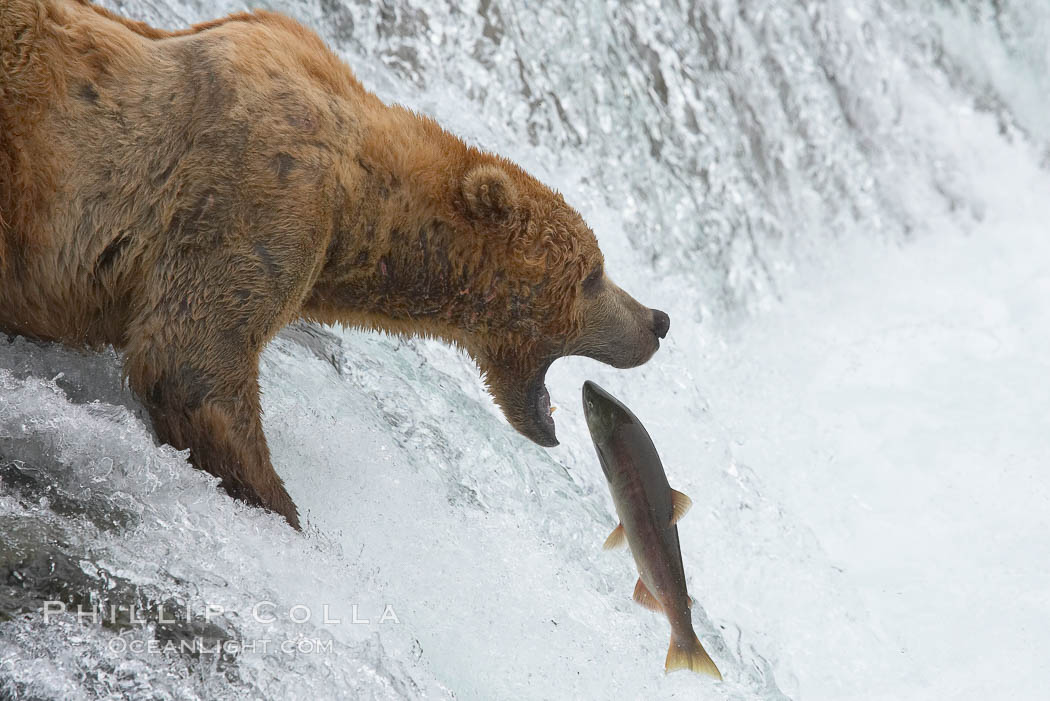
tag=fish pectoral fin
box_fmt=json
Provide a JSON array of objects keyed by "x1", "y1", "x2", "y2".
[
  {"x1": 669, "y1": 489, "x2": 693, "y2": 526},
  {"x1": 602, "y1": 523, "x2": 627, "y2": 550},
  {"x1": 632, "y1": 578, "x2": 663, "y2": 613}
]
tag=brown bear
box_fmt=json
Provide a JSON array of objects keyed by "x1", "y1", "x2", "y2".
[{"x1": 0, "y1": 0, "x2": 669, "y2": 529}]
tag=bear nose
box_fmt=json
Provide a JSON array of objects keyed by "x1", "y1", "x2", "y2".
[{"x1": 651, "y1": 309, "x2": 670, "y2": 339}]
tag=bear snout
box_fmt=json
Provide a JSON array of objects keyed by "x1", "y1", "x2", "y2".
[{"x1": 650, "y1": 309, "x2": 670, "y2": 339}]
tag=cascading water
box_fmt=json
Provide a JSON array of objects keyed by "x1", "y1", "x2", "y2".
[{"x1": 3, "y1": 1, "x2": 1048, "y2": 699}]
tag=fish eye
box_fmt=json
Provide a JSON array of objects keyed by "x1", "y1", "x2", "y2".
[{"x1": 586, "y1": 400, "x2": 594, "y2": 410}]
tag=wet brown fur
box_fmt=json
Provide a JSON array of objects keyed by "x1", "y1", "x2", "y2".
[{"x1": 0, "y1": 0, "x2": 664, "y2": 528}]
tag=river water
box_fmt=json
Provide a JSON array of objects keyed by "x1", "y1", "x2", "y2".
[{"x1": 2, "y1": 1, "x2": 1048, "y2": 699}]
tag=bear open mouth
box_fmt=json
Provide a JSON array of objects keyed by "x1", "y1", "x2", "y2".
[{"x1": 526, "y1": 367, "x2": 558, "y2": 447}]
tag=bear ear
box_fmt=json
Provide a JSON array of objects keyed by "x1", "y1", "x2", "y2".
[{"x1": 461, "y1": 164, "x2": 518, "y2": 222}]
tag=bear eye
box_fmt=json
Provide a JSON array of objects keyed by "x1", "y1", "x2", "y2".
[{"x1": 582, "y1": 264, "x2": 603, "y2": 297}]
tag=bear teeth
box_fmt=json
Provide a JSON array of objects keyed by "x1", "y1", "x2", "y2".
[{"x1": 537, "y1": 385, "x2": 553, "y2": 424}]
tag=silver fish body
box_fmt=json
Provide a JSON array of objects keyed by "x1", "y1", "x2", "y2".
[{"x1": 583, "y1": 380, "x2": 721, "y2": 679}]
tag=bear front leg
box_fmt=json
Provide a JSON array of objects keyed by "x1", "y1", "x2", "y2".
[
  {"x1": 125, "y1": 343, "x2": 301, "y2": 529},
  {"x1": 122, "y1": 227, "x2": 313, "y2": 530},
  {"x1": 128, "y1": 351, "x2": 300, "y2": 528}
]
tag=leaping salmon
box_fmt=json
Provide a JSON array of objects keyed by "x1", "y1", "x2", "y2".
[{"x1": 582, "y1": 380, "x2": 722, "y2": 679}]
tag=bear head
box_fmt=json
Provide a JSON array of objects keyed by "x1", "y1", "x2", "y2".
[{"x1": 454, "y1": 161, "x2": 669, "y2": 447}]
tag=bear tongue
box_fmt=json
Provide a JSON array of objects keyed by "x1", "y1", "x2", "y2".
[
  {"x1": 537, "y1": 385, "x2": 552, "y2": 422},
  {"x1": 522, "y1": 369, "x2": 557, "y2": 446},
  {"x1": 535, "y1": 384, "x2": 556, "y2": 439}
]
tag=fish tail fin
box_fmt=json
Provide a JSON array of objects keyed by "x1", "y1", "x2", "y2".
[{"x1": 665, "y1": 632, "x2": 722, "y2": 680}]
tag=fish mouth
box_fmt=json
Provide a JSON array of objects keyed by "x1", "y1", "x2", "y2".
[
  {"x1": 582, "y1": 379, "x2": 613, "y2": 413},
  {"x1": 580, "y1": 380, "x2": 607, "y2": 439},
  {"x1": 581, "y1": 380, "x2": 636, "y2": 447},
  {"x1": 582, "y1": 379, "x2": 600, "y2": 402}
]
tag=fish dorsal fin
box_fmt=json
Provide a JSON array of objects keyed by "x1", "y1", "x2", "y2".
[
  {"x1": 633, "y1": 578, "x2": 663, "y2": 612},
  {"x1": 670, "y1": 489, "x2": 692, "y2": 526},
  {"x1": 603, "y1": 523, "x2": 627, "y2": 550}
]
